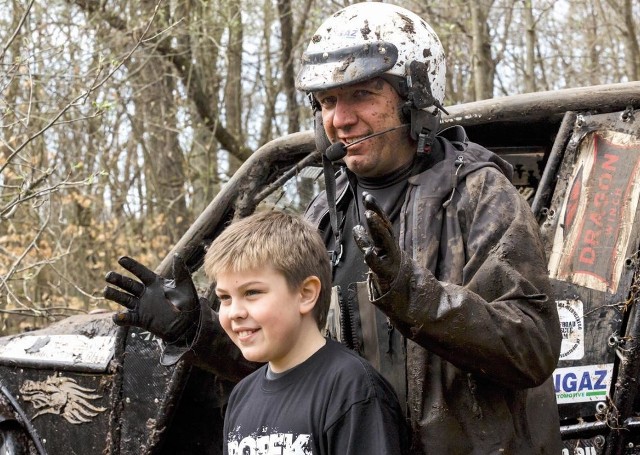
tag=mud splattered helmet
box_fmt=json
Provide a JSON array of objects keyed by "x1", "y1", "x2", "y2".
[{"x1": 295, "y1": 2, "x2": 447, "y2": 153}]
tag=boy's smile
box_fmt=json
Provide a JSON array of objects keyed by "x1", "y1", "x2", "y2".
[{"x1": 216, "y1": 266, "x2": 325, "y2": 373}]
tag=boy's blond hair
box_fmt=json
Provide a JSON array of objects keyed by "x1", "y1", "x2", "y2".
[{"x1": 204, "y1": 210, "x2": 331, "y2": 329}]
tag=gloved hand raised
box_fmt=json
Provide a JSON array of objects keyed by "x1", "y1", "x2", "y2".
[
  {"x1": 352, "y1": 192, "x2": 402, "y2": 295},
  {"x1": 104, "y1": 254, "x2": 200, "y2": 344}
]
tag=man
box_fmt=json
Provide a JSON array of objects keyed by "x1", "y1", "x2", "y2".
[{"x1": 105, "y1": 2, "x2": 562, "y2": 453}]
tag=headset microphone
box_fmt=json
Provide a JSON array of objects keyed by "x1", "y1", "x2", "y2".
[
  {"x1": 324, "y1": 124, "x2": 410, "y2": 162},
  {"x1": 325, "y1": 143, "x2": 348, "y2": 161}
]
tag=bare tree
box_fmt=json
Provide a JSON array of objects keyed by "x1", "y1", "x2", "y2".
[
  {"x1": 277, "y1": 0, "x2": 300, "y2": 134},
  {"x1": 605, "y1": 0, "x2": 640, "y2": 80},
  {"x1": 0, "y1": 0, "x2": 162, "y2": 332},
  {"x1": 469, "y1": 0, "x2": 495, "y2": 100},
  {"x1": 1, "y1": 0, "x2": 636, "y2": 334},
  {"x1": 523, "y1": 0, "x2": 536, "y2": 93}
]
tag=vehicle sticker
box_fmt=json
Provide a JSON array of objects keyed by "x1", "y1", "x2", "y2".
[
  {"x1": 557, "y1": 299, "x2": 584, "y2": 360},
  {"x1": 0, "y1": 334, "x2": 115, "y2": 372},
  {"x1": 548, "y1": 130, "x2": 640, "y2": 293},
  {"x1": 562, "y1": 448, "x2": 597, "y2": 455},
  {"x1": 554, "y1": 364, "x2": 613, "y2": 404},
  {"x1": 20, "y1": 375, "x2": 106, "y2": 424}
]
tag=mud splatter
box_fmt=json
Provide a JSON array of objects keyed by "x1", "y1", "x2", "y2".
[
  {"x1": 397, "y1": 13, "x2": 415, "y2": 35},
  {"x1": 361, "y1": 20, "x2": 371, "y2": 38}
]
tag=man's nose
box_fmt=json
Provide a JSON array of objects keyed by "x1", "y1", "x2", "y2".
[{"x1": 331, "y1": 99, "x2": 357, "y2": 130}]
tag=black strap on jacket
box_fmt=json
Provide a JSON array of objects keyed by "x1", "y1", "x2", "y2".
[{"x1": 322, "y1": 154, "x2": 343, "y2": 270}]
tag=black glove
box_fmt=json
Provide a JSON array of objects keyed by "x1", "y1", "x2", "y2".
[
  {"x1": 352, "y1": 192, "x2": 401, "y2": 295},
  {"x1": 104, "y1": 254, "x2": 200, "y2": 344}
]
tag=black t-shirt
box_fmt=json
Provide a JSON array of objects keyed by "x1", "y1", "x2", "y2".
[{"x1": 223, "y1": 339, "x2": 409, "y2": 455}]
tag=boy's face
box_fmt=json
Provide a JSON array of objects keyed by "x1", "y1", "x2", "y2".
[{"x1": 215, "y1": 266, "x2": 320, "y2": 372}]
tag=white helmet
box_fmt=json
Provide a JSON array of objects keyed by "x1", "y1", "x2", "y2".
[{"x1": 295, "y1": 2, "x2": 446, "y2": 109}]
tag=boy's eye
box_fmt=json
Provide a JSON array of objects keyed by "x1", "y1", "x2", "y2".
[
  {"x1": 216, "y1": 294, "x2": 231, "y2": 304},
  {"x1": 245, "y1": 289, "x2": 263, "y2": 297}
]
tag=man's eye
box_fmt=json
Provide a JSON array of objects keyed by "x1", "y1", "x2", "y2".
[
  {"x1": 246, "y1": 289, "x2": 263, "y2": 297},
  {"x1": 353, "y1": 89, "x2": 371, "y2": 98},
  {"x1": 319, "y1": 96, "x2": 336, "y2": 108}
]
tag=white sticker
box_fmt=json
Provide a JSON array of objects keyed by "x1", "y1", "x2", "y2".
[
  {"x1": 0, "y1": 334, "x2": 115, "y2": 372},
  {"x1": 554, "y1": 364, "x2": 613, "y2": 404},
  {"x1": 557, "y1": 299, "x2": 584, "y2": 360}
]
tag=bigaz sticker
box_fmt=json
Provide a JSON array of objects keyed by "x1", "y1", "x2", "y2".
[
  {"x1": 554, "y1": 364, "x2": 613, "y2": 404},
  {"x1": 557, "y1": 299, "x2": 584, "y2": 360},
  {"x1": 562, "y1": 448, "x2": 597, "y2": 455}
]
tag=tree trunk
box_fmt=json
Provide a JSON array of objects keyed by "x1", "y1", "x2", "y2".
[
  {"x1": 619, "y1": 0, "x2": 640, "y2": 80},
  {"x1": 277, "y1": 0, "x2": 300, "y2": 134},
  {"x1": 469, "y1": 0, "x2": 495, "y2": 100},
  {"x1": 523, "y1": 0, "x2": 536, "y2": 93},
  {"x1": 224, "y1": 0, "x2": 244, "y2": 175}
]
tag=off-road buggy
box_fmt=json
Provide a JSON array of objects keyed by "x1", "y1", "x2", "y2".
[{"x1": 1, "y1": 81, "x2": 639, "y2": 455}]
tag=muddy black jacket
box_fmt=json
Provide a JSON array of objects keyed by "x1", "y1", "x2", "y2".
[
  {"x1": 303, "y1": 129, "x2": 562, "y2": 454},
  {"x1": 187, "y1": 129, "x2": 562, "y2": 454}
]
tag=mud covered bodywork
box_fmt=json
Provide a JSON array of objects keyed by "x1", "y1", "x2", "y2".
[
  {"x1": 1, "y1": 82, "x2": 640, "y2": 454},
  {"x1": 0, "y1": 313, "x2": 214, "y2": 454}
]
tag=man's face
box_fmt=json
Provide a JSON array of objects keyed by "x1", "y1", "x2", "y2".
[
  {"x1": 315, "y1": 78, "x2": 415, "y2": 178},
  {"x1": 216, "y1": 266, "x2": 312, "y2": 372}
]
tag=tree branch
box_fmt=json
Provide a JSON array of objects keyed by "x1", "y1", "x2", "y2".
[
  {"x1": 70, "y1": 0, "x2": 252, "y2": 162},
  {"x1": 1, "y1": 0, "x2": 163, "y2": 175},
  {"x1": 0, "y1": 0, "x2": 35, "y2": 62}
]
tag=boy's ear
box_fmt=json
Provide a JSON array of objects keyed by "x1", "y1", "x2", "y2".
[{"x1": 298, "y1": 276, "x2": 321, "y2": 315}]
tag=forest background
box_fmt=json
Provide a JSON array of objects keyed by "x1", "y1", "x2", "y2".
[{"x1": 1, "y1": 0, "x2": 639, "y2": 335}]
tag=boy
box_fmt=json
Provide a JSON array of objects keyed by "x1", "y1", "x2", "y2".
[{"x1": 204, "y1": 210, "x2": 408, "y2": 455}]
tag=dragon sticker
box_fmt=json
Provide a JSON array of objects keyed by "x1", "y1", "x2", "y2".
[{"x1": 19, "y1": 375, "x2": 107, "y2": 424}]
